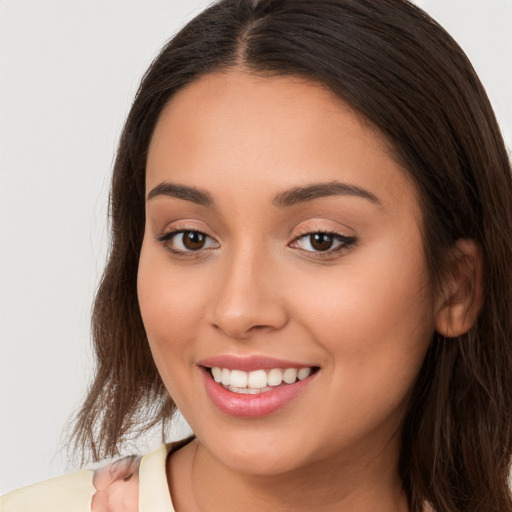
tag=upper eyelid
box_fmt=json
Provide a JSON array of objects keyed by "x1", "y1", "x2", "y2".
[
  {"x1": 291, "y1": 225, "x2": 354, "y2": 240},
  {"x1": 156, "y1": 221, "x2": 215, "y2": 238},
  {"x1": 289, "y1": 217, "x2": 354, "y2": 234},
  {"x1": 294, "y1": 228, "x2": 344, "y2": 236}
]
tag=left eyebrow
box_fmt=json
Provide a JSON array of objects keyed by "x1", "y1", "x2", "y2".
[{"x1": 273, "y1": 181, "x2": 381, "y2": 207}]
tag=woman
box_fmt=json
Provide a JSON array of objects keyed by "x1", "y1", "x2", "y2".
[{"x1": 2, "y1": 0, "x2": 511, "y2": 510}]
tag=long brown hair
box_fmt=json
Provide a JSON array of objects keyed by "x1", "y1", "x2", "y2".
[{"x1": 72, "y1": 1, "x2": 512, "y2": 510}]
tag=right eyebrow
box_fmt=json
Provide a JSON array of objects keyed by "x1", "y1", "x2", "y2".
[{"x1": 146, "y1": 182, "x2": 214, "y2": 207}]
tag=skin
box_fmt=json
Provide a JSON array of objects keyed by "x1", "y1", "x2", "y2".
[
  {"x1": 92, "y1": 458, "x2": 139, "y2": 512},
  {"x1": 136, "y1": 69, "x2": 462, "y2": 511}
]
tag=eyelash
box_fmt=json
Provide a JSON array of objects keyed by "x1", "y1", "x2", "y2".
[
  {"x1": 290, "y1": 230, "x2": 356, "y2": 259},
  {"x1": 156, "y1": 229, "x2": 219, "y2": 257},
  {"x1": 156, "y1": 229, "x2": 356, "y2": 259}
]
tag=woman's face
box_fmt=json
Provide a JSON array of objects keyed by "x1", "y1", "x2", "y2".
[{"x1": 138, "y1": 70, "x2": 436, "y2": 476}]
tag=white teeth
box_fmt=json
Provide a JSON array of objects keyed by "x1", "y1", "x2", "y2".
[
  {"x1": 221, "y1": 368, "x2": 230, "y2": 386},
  {"x1": 211, "y1": 367, "x2": 222, "y2": 383},
  {"x1": 247, "y1": 369, "x2": 268, "y2": 389},
  {"x1": 230, "y1": 370, "x2": 248, "y2": 388},
  {"x1": 267, "y1": 368, "x2": 284, "y2": 386},
  {"x1": 228, "y1": 385, "x2": 271, "y2": 394},
  {"x1": 283, "y1": 368, "x2": 298, "y2": 384},
  {"x1": 210, "y1": 366, "x2": 314, "y2": 391},
  {"x1": 244, "y1": 387, "x2": 263, "y2": 394},
  {"x1": 297, "y1": 367, "x2": 312, "y2": 380}
]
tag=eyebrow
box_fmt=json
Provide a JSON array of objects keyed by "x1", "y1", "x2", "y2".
[
  {"x1": 273, "y1": 181, "x2": 381, "y2": 207},
  {"x1": 146, "y1": 180, "x2": 380, "y2": 208},
  {"x1": 147, "y1": 182, "x2": 214, "y2": 206}
]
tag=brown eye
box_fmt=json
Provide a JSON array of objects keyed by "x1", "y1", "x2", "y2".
[
  {"x1": 157, "y1": 229, "x2": 219, "y2": 254},
  {"x1": 290, "y1": 231, "x2": 356, "y2": 256},
  {"x1": 309, "y1": 233, "x2": 334, "y2": 251},
  {"x1": 182, "y1": 231, "x2": 206, "y2": 250}
]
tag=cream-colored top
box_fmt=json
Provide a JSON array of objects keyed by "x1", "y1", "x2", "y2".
[{"x1": 0, "y1": 443, "x2": 175, "y2": 512}]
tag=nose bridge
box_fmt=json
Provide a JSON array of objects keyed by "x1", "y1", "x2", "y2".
[{"x1": 211, "y1": 238, "x2": 287, "y2": 339}]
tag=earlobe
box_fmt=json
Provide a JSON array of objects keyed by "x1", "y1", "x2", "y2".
[{"x1": 435, "y1": 239, "x2": 484, "y2": 338}]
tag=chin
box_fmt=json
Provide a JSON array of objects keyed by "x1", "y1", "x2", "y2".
[
  {"x1": 192, "y1": 421, "x2": 320, "y2": 476},
  {"x1": 218, "y1": 445, "x2": 309, "y2": 476}
]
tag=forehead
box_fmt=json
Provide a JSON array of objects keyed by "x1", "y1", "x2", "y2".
[{"x1": 146, "y1": 70, "x2": 419, "y2": 215}]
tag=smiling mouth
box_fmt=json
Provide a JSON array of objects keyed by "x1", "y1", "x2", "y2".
[{"x1": 207, "y1": 366, "x2": 318, "y2": 394}]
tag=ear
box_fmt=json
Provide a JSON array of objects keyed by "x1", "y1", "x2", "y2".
[{"x1": 435, "y1": 239, "x2": 484, "y2": 338}]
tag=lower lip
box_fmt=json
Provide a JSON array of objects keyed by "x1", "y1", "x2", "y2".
[{"x1": 201, "y1": 367, "x2": 316, "y2": 418}]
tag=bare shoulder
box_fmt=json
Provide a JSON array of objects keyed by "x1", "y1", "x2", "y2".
[{"x1": 91, "y1": 456, "x2": 141, "y2": 512}]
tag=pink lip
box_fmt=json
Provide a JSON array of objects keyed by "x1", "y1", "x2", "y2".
[
  {"x1": 199, "y1": 366, "x2": 317, "y2": 418},
  {"x1": 198, "y1": 354, "x2": 312, "y2": 372}
]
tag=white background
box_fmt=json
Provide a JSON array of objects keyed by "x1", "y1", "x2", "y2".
[{"x1": 1, "y1": 0, "x2": 511, "y2": 494}]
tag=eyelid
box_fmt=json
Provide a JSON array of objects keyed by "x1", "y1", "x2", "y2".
[
  {"x1": 155, "y1": 224, "x2": 220, "y2": 256},
  {"x1": 289, "y1": 226, "x2": 357, "y2": 259}
]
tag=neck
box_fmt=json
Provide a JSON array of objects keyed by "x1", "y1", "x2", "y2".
[{"x1": 169, "y1": 435, "x2": 409, "y2": 512}]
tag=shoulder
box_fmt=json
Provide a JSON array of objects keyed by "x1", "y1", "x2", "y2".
[
  {"x1": 0, "y1": 440, "x2": 191, "y2": 512},
  {"x1": 0, "y1": 455, "x2": 140, "y2": 512},
  {"x1": 0, "y1": 469, "x2": 95, "y2": 512}
]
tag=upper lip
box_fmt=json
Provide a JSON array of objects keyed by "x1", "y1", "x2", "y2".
[{"x1": 197, "y1": 355, "x2": 317, "y2": 372}]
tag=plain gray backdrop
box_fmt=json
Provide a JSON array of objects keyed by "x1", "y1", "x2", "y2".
[{"x1": 1, "y1": 0, "x2": 511, "y2": 494}]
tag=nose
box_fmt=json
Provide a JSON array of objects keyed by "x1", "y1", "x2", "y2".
[{"x1": 209, "y1": 246, "x2": 288, "y2": 340}]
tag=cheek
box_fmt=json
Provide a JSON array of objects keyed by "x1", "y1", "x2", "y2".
[
  {"x1": 287, "y1": 236, "x2": 434, "y2": 404},
  {"x1": 137, "y1": 240, "x2": 208, "y2": 372}
]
